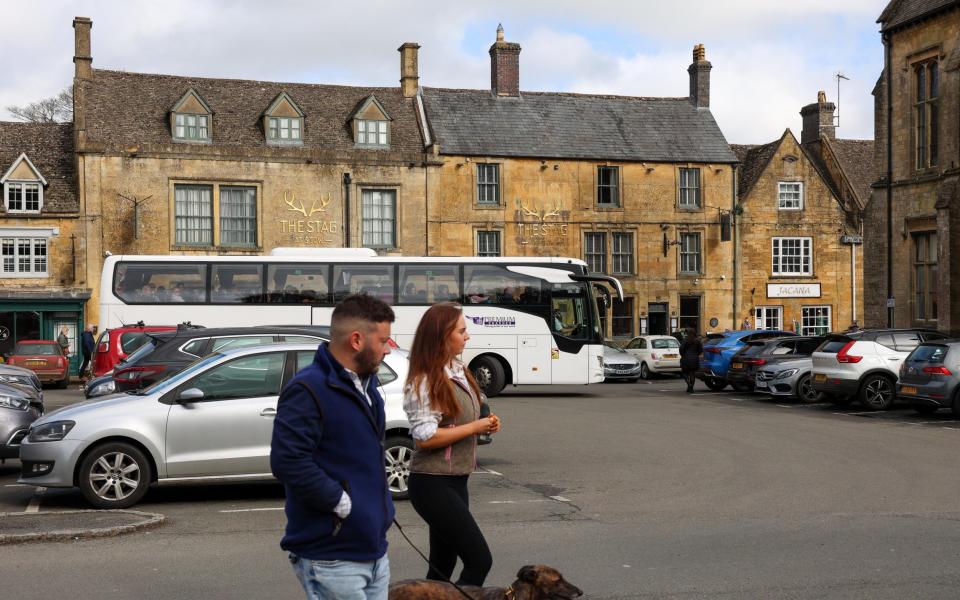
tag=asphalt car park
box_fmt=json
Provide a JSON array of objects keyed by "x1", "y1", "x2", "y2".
[{"x1": 4, "y1": 380, "x2": 960, "y2": 599}]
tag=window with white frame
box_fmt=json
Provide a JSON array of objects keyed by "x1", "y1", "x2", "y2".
[
  {"x1": 1, "y1": 237, "x2": 47, "y2": 276},
  {"x1": 679, "y1": 232, "x2": 702, "y2": 274},
  {"x1": 476, "y1": 230, "x2": 501, "y2": 257},
  {"x1": 584, "y1": 232, "x2": 606, "y2": 273},
  {"x1": 597, "y1": 166, "x2": 620, "y2": 207},
  {"x1": 477, "y1": 164, "x2": 500, "y2": 205},
  {"x1": 778, "y1": 182, "x2": 803, "y2": 210},
  {"x1": 362, "y1": 189, "x2": 396, "y2": 248},
  {"x1": 801, "y1": 306, "x2": 831, "y2": 336},
  {"x1": 612, "y1": 232, "x2": 634, "y2": 275},
  {"x1": 175, "y1": 185, "x2": 213, "y2": 246},
  {"x1": 220, "y1": 187, "x2": 257, "y2": 247},
  {"x1": 174, "y1": 113, "x2": 210, "y2": 141},
  {"x1": 268, "y1": 116, "x2": 302, "y2": 142},
  {"x1": 679, "y1": 168, "x2": 701, "y2": 208},
  {"x1": 356, "y1": 120, "x2": 388, "y2": 147},
  {"x1": 754, "y1": 306, "x2": 783, "y2": 330},
  {"x1": 4, "y1": 182, "x2": 42, "y2": 214},
  {"x1": 772, "y1": 237, "x2": 812, "y2": 276}
]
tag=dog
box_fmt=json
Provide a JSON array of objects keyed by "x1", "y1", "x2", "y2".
[{"x1": 389, "y1": 564, "x2": 583, "y2": 600}]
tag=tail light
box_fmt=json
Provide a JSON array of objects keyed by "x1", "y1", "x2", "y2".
[
  {"x1": 922, "y1": 366, "x2": 952, "y2": 376},
  {"x1": 58, "y1": 356, "x2": 66, "y2": 366},
  {"x1": 651, "y1": 352, "x2": 659, "y2": 359},
  {"x1": 836, "y1": 341, "x2": 863, "y2": 363},
  {"x1": 114, "y1": 365, "x2": 166, "y2": 384},
  {"x1": 97, "y1": 342, "x2": 108, "y2": 353},
  {"x1": 387, "y1": 338, "x2": 399, "y2": 349},
  {"x1": 751, "y1": 358, "x2": 767, "y2": 366},
  {"x1": 704, "y1": 347, "x2": 722, "y2": 355}
]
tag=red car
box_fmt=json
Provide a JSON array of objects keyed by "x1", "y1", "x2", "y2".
[
  {"x1": 8, "y1": 340, "x2": 70, "y2": 388},
  {"x1": 92, "y1": 325, "x2": 178, "y2": 377}
]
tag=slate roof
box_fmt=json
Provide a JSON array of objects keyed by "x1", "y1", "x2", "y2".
[
  {"x1": 80, "y1": 70, "x2": 425, "y2": 155},
  {"x1": 422, "y1": 88, "x2": 738, "y2": 163},
  {"x1": 826, "y1": 139, "x2": 875, "y2": 207},
  {"x1": 0, "y1": 122, "x2": 76, "y2": 213},
  {"x1": 730, "y1": 140, "x2": 779, "y2": 198},
  {"x1": 878, "y1": 0, "x2": 960, "y2": 31}
]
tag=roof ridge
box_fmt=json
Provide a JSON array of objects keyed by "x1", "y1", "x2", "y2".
[
  {"x1": 93, "y1": 68, "x2": 401, "y2": 93},
  {"x1": 423, "y1": 86, "x2": 690, "y2": 102}
]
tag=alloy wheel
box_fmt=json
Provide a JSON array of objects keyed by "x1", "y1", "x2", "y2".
[
  {"x1": 88, "y1": 451, "x2": 142, "y2": 502},
  {"x1": 863, "y1": 377, "x2": 893, "y2": 409},
  {"x1": 385, "y1": 444, "x2": 412, "y2": 495}
]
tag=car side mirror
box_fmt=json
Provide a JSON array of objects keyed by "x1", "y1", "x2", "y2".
[{"x1": 177, "y1": 388, "x2": 205, "y2": 403}]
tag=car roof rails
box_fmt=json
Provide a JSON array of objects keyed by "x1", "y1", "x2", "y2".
[{"x1": 176, "y1": 321, "x2": 205, "y2": 331}]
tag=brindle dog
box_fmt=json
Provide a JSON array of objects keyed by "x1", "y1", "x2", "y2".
[{"x1": 388, "y1": 564, "x2": 583, "y2": 600}]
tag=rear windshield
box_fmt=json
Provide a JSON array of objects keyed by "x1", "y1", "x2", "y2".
[
  {"x1": 818, "y1": 339, "x2": 849, "y2": 353},
  {"x1": 119, "y1": 339, "x2": 158, "y2": 365},
  {"x1": 15, "y1": 343, "x2": 58, "y2": 355},
  {"x1": 703, "y1": 336, "x2": 726, "y2": 348},
  {"x1": 909, "y1": 345, "x2": 948, "y2": 363},
  {"x1": 120, "y1": 332, "x2": 150, "y2": 354},
  {"x1": 651, "y1": 338, "x2": 680, "y2": 349},
  {"x1": 739, "y1": 344, "x2": 766, "y2": 356}
]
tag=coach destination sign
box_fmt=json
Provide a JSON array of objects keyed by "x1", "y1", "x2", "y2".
[{"x1": 767, "y1": 283, "x2": 821, "y2": 298}]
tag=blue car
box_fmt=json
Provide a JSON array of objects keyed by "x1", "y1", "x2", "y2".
[{"x1": 697, "y1": 330, "x2": 796, "y2": 391}]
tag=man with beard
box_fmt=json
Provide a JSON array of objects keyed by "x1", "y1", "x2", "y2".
[{"x1": 271, "y1": 293, "x2": 396, "y2": 600}]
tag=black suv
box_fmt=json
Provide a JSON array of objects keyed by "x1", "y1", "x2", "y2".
[
  {"x1": 113, "y1": 325, "x2": 329, "y2": 393},
  {"x1": 726, "y1": 336, "x2": 825, "y2": 392}
]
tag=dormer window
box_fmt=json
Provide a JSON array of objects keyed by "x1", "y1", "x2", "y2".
[
  {"x1": 350, "y1": 95, "x2": 391, "y2": 149},
  {"x1": 263, "y1": 92, "x2": 305, "y2": 146},
  {"x1": 1, "y1": 153, "x2": 46, "y2": 214},
  {"x1": 169, "y1": 88, "x2": 213, "y2": 144}
]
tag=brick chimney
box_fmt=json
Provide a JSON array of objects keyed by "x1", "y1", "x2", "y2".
[
  {"x1": 398, "y1": 42, "x2": 420, "y2": 99},
  {"x1": 800, "y1": 90, "x2": 836, "y2": 144},
  {"x1": 73, "y1": 17, "x2": 93, "y2": 80},
  {"x1": 688, "y1": 43, "x2": 711, "y2": 108},
  {"x1": 489, "y1": 24, "x2": 521, "y2": 97}
]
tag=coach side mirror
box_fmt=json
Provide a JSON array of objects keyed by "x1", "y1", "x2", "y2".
[{"x1": 177, "y1": 388, "x2": 205, "y2": 403}]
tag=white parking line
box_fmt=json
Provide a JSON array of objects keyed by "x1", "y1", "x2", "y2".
[
  {"x1": 549, "y1": 495, "x2": 572, "y2": 503},
  {"x1": 4, "y1": 484, "x2": 29, "y2": 487},
  {"x1": 25, "y1": 487, "x2": 45, "y2": 513},
  {"x1": 219, "y1": 507, "x2": 284, "y2": 513},
  {"x1": 475, "y1": 468, "x2": 502, "y2": 476},
  {"x1": 488, "y1": 500, "x2": 549, "y2": 505}
]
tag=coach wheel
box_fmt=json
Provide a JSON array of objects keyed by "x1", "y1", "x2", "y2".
[
  {"x1": 384, "y1": 435, "x2": 414, "y2": 501},
  {"x1": 471, "y1": 356, "x2": 506, "y2": 398},
  {"x1": 78, "y1": 442, "x2": 152, "y2": 509}
]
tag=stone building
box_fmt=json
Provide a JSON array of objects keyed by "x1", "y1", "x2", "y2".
[
  {"x1": 866, "y1": 0, "x2": 960, "y2": 331},
  {"x1": 69, "y1": 18, "x2": 433, "y2": 324},
  {"x1": 422, "y1": 29, "x2": 739, "y2": 337},
  {"x1": 0, "y1": 121, "x2": 87, "y2": 372},
  {"x1": 731, "y1": 92, "x2": 872, "y2": 335}
]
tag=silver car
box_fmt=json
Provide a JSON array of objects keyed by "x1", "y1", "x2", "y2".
[
  {"x1": 18, "y1": 343, "x2": 413, "y2": 508},
  {"x1": 755, "y1": 356, "x2": 822, "y2": 403},
  {"x1": 602, "y1": 342, "x2": 643, "y2": 382},
  {"x1": 0, "y1": 381, "x2": 44, "y2": 459}
]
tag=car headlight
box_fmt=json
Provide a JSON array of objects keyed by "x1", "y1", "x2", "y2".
[
  {"x1": 90, "y1": 380, "x2": 115, "y2": 396},
  {"x1": 0, "y1": 395, "x2": 30, "y2": 411},
  {"x1": 774, "y1": 369, "x2": 799, "y2": 380},
  {"x1": 28, "y1": 421, "x2": 75, "y2": 442},
  {"x1": 0, "y1": 374, "x2": 29, "y2": 386}
]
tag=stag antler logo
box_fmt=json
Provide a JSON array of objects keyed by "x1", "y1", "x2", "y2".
[
  {"x1": 518, "y1": 198, "x2": 563, "y2": 223},
  {"x1": 284, "y1": 191, "x2": 331, "y2": 217}
]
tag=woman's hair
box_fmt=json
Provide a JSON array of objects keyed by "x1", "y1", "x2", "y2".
[
  {"x1": 406, "y1": 302, "x2": 482, "y2": 418},
  {"x1": 685, "y1": 326, "x2": 698, "y2": 340}
]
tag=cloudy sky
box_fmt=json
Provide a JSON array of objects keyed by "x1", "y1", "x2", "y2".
[{"x1": 1, "y1": 0, "x2": 886, "y2": 144}]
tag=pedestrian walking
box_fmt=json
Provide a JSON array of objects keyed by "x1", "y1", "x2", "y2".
[
  {"x1": 57, "y1": 326, "x2": 70, "y2": 355},
  {"x1": 403, "y1": 302, "x2": 501, "y2": 587},
  {"x1": 79, "y1": 324, "x2": 96, "y2": 382},
  {"x1": 270, "y1": 294, "x2": 396, "y2": 600},
  {"x1": 740, "y1": 315, "x2": 752, "y2": 330},
  {"x1": 680, "y1": 326, "x2": 703, "y2": 393}
]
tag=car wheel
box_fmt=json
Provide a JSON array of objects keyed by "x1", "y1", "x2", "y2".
[
  {"x1": 858, "y1": 374, "x2": 896, "y2": 410},
  {"x1": 731, "y1": 382, "x2": 753, "y2": 393},
  {"x1": 471, "y1": 355, "x2": 506, "y2": 398},
  {"x1": 704, "y1": 377, "x2": 728, "y2": 392},
  {"x1": 384, "y1": 435, "x2": 414, "y2": 501},
  {"x1": 78, "y1": 442, "x2": 152, "y2": 509},
  {"x1": 913, "y1": 402, "x2": 939, "y2": 415},
  {"x1": 640, "y1": 363, "x2": 651, "y2": 380},
  {"x1": 796, "y1": 374, "x2": 823, "y2": 404}
]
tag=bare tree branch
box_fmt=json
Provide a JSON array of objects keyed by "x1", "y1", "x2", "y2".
[{"x1": 6, "y1": 87, "x2": 73, "y2": 123}]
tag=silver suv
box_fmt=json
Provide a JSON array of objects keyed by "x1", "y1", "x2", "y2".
[{"x1": 811, "y1": 329, "x2": 950, "y2": 410}]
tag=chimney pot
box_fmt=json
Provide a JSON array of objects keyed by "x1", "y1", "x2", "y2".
[
  {"x1": 73, "y1": 16, "x2": 93, "y2": 80},
  {"x1": 489, "y1": 25, "x2": 521, "y2": 97},
  {"x1": 688, "y1": 43, "x2": 711, "y2": 108},
  {"x1": 800, "y1": 91, "x2": 836, "y2": 143},
  {"x1": 398, "y1": 42, "x2": 420, "y2": 99}
]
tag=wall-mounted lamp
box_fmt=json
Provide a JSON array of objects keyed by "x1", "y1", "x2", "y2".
[{"x1": 694, "y1": 279, "x2": 700, "y2": 286}]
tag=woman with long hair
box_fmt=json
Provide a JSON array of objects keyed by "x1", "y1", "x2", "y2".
[
  {"x1": 402, "y1": 302, "x2": 501, "y2": 587},
  {"x1": 679, "y1": 326, "x2": 703, "y2": 393}
]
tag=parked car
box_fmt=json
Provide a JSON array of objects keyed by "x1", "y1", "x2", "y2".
[
  {"x1": 697, "y1": 330, "x2": 796, "y2": 391},
  {"x1": 7, "y1": 340, "x2": 70, "y2": 389},
  {"x1": 20, "y1": 343, "x2": 416, "y2": 508},
  {"x1": 622, "y1": 335, "x2": 681, "y2": 379},
  {"x1": 0, "y1": 381, "x2": 44, "y2": 459},
  {"x1": 0, "y1": 363, "x2": 42, "y2": 394},
  {"x1": 113, "y1": 326, "x2": 328, "y2": 393},
  {"x1": 754, "y1": 338, "x2": 829, "y2": 404},
  {"x1": 84, "y1": 335, "x2": 171, "y2": 398},
  {"x1": 91, "y1": 324, "x2": 179, "y2": 377},
  {"x1": 897, "y1": 340, "x2": 960, "y2": 415},
  {"x1": 727, "y1": 336, "x2": 824, "y2": 393},
  {"x1": 811, "y1": 328, "x2": 950, "y2": 410},
  {"x1": 602, "y1": 342, "x2": 642, "y2": 382}
]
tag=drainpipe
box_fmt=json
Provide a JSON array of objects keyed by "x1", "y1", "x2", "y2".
[
  {"x1": 732, "y1": 164, "x2": 740, "y2": 330},
  {"x1": 884, "y1": 32, "x2": 894, "y2": 327},
  {"x1": 343, "y1": 173, "x2": 352, "y2": 247},
  {"x1": 851, "y1": 242, "x2": 857, "y2": 325}
]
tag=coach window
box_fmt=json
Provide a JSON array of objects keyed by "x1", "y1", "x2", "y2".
[
  {"x1": 463, "y1": 266, "x2": 541, "y2": 305},
  {"x1": 332, "y1": 265, "x2": 396, "y2": 303},
  {"x1": 211, "y1": 264, "x2": 263, "y2": 303},
  {"x1": 266, "y1": 265, "x2": 330, "y2": 304},
  {"x1": 398, "y1": 265, "x2": 460, "y2": 304},
  {"x1": 114, "y1": 262, "x2": 208, "y2": 304}
]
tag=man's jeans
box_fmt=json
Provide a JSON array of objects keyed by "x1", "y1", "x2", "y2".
[{"x1": 289, "y1": 554, "x2": 390, "y2": 600}]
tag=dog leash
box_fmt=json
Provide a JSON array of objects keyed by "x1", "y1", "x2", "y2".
[{"x1": 392, "y1": 517, "x2": 480, "y2": 600}]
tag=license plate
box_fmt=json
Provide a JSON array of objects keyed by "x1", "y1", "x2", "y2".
[
  {"x1": 815, "y1": 373, "x2": 827, "y2": 383},
  {"x1": 664, "y1": 354, "x2": 678, "y2": 358},
  {"x1": 732, "y1": 362, "x2": 743, "y2": 369},
  {"x1": 901, "y1": 386, "x2": 917, "y2": 395},
  {"x1": 616, "y1": 369, "x2": 631, "y2": 375},
  {"x1": 26, "y1": 360, "x2": 44, "y2": 366},
  {"x1": 756, "y1": 380, "x2": 767, "y2": 388}
]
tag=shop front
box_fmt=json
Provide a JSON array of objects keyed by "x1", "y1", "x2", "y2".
[{"x1": 0, "y1": 299, "x2": 88, "y2": 376}]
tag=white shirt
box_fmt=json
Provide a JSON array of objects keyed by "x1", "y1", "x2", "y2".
[{"x1": 403, "y1": 359, "x2": 478, "y2": 442}]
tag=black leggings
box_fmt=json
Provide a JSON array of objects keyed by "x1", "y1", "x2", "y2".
[
  {"x1": 407, "y1": 473, "x2": 492, "y2": 587},
  {"x1": 682, "y1": 367, "x2": 697, "y2": 389}
]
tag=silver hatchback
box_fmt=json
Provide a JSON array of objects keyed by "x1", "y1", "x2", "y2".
[{"x1": 18, "y1": 343, "x2": 413, "y2": 508}]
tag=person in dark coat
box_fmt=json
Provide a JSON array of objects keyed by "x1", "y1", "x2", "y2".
[
  {"x1": 80, "y1": 324, "x2": 96, "y2": 381},
  {"x1": 679, "y1": 327, "x2": 703, "y2": 393}
]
